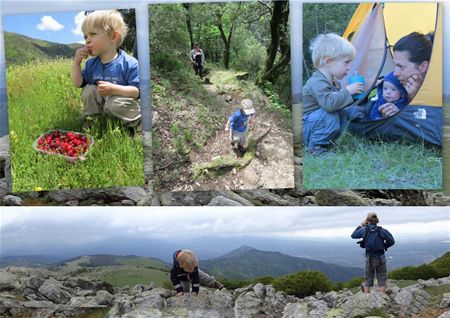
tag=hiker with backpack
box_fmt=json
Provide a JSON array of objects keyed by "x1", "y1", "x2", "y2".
[
  {"x1": 351, "y1": 212, "x2": 395, "y2": 294},
  {"x1": 190, "y1": 43, "x2": 205, "y2": 79}
]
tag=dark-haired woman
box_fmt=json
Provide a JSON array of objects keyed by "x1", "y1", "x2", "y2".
[{"x1": 379, "y1": 32, "x2": 433, "y2": 118}]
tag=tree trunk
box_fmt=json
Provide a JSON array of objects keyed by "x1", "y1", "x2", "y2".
[
  {"x1": 217, "y1": 16, "x2": 234, "y2": 69},
  {"x1": 257, "y1": 1, "x2": 290, "y2": 84},
  {"x1": 183, "y1": 3, "x2": 194, "y2": 49}
]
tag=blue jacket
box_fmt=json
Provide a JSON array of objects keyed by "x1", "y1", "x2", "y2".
[
  {"x1": 369, "y1": 71, "x2": 408, "y2": 120},
  {"x1": 351, "y1": 224, "x2": 395, "y2": 256},
  {"x1": 170, "y1": 250, "x2": 200, "y2": 294},
  {"x1": 81, "y1": 49, "x2": 139, "y2": 88}
]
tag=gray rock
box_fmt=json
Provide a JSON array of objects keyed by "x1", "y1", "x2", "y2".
[
  {"x1": 207, "y1": 196, "x2": 243, "y2": 206},
  {"x1": 342, "y1": 292, "x2": 389, "y2": 318},
  {"x1": 121, "y1": 199, "x2": 135, "y2": 206},
  {"x1": 159, "y1": 191, "x2": 216, "y2": 206},
  {"x1": 68, "y1": 296, "x2": 99, "y2": 307},
  {"x1": 440, "y1": 293, "x2": 450, "y2": 308},
  {"x1": 282, "y1": 303, "x2": 306, "y2": 318},
  {"x1": 393, "y1": 286, "x2": 430, "y2": 315},
  {"x1": 237, "y1": 190, "x2": 296, "y2": 206},
  {"x1": 217, "y1": 191, "x2": 254, "y2": 206},
  {"x1": 122, "y1": 187, "x2": 146, "y2": 204},
  {"x1": 225, "y1": 95, "x2": 233, "y2": 102},
  {"x1": 253, "y1": 283, "x2": 266, "y2": 299},
  {"x1": 437, "y1": 311, "x2": 450, "y2": 318},
  {"x1": 65, "y1": 200, "x2": 79, "y2": 206},
  {"x1": 315, "y1": 190, "x2": 370, "y2": 206},
  {"x1": 2, "y1": 195, "x2": 23, "y2": 206},
  {"x1": 22, "y1": 276, "x2": 45, "y2": 290},
  {"x1": 0, "y1": 271, "x2": 20, "y2": 290},
  {"x1": 94, "y1": 290, "x2": 114, "y2": 305},
  {"x1": 37, "y1": 281, "x2": 71, "y2": 304}
]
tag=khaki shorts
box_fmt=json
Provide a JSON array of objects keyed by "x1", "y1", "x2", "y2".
[
  {"x1": 82, "y1": 84, "x2": 141, "y2": 124},
  {"x1": 230, "y1": 130, "x2": 247, "y2": 147}
]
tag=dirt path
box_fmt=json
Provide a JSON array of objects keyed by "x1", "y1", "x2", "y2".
[{"x1": 170, "y1": 70, "x2": 294, "y2": 192}]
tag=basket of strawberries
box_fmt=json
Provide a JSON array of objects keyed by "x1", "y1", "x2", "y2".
[{"x1": 33, "y1": 129, "x2": 94, "y2": 162}]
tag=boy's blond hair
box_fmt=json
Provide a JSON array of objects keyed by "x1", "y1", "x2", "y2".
[
  {"x1": 310, "y1": 33, "x2": 355, "y2": 68},
  {"x1": 82, "y1": 10, "x2": 128, "y2": 48},
  {"x1": 178, "y1": 250, "x2": 198, "y2": 272}
]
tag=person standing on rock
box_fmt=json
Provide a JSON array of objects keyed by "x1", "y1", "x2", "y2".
[
  {"x1": 190, "y1": 43, "x2": 205, "y2": 79},
  {"x1": 170, "y1": 249, "x2": 224, "y2": 296},
  {"x1": 351, "y1": 212, "x2": 395, "y2": 294}
]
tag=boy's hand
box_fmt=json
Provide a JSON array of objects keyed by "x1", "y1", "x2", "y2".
[
  {"x1": 378, "y1": 103, "x2": 399, "y2": 118},
  {"x1": 345, "y1": 82, "x2": 364, "y2": 95},
  {"x1": 97, "y1": 81, "x2": 116, "y2": 96},
  {"x1": 74, "y1": 47, "x2": 90, "y2": 65}
]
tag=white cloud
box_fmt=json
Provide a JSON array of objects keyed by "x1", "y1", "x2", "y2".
[
  {"x1": 37, "y1": 16, "x2": 64, "y2": 31},
  {"x1": 72, "y1": 11, "x2": 85, "y2": 36}
]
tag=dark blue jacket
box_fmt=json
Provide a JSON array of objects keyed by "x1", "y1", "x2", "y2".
[
  {"x1": 170, "y1": 250, "x2": 200, "y2": 294},
  {"x1": 351, "y1": 224, "x2": 395, "y2": 256}
]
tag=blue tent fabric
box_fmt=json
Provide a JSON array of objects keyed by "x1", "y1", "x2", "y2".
[{"x1": 348, "y1": 105, "x2": 442, "y2": 146}]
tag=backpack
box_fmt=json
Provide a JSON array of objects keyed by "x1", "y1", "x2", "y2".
[{"x1": 357, "y1": 226, "x2": 387, "y2": 252}]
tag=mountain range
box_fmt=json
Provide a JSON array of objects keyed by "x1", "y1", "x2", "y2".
[{"x1": 4, "y1": 31, "x2": 82, "y2": 64}]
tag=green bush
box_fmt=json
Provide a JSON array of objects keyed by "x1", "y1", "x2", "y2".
[
  {"x1": 272, "y1": 271, "x2": 332, "y2": 298},
  {"x1": 343, "y1": 277, "x2": 365, "y2": 289},
  {"x1": 389, "y1": 264, "x2": 439, "y2": 280}
]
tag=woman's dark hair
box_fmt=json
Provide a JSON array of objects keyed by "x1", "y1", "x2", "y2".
[
  {"x1": 193, "y1": 42, "x2": 200, "y2": 47},
  {"x1": 393, "y1": 31, "x2": 433, "y2": 64}
]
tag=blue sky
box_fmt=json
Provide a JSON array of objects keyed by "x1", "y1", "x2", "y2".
[{"x1": 3, "y1": 11, "x2": 86, "y2": 44}]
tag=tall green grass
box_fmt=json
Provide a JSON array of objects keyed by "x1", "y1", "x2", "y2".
[
  {"x1": 7, "y1": 58, "x2": 144, "y2": 192},
  {"x1": 303, "y1": 131, "x2": 442, "y2": 189}
]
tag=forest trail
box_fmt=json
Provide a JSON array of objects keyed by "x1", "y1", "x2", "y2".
[{"x1": 169, "y1": 69, "x2": 294, "y2": 192}]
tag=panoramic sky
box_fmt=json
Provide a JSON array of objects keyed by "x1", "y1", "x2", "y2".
[
  {"x1": 1, "y1": 207, "x2": 448, "y2": 248},
  {"x1": 3, "y1": 11, "x2": 86, "y2": 44}
]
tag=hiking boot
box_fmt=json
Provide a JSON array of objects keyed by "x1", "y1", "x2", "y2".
[
  {"x1": 309, "y1": 145, "x2": 334, "y2": 157},
  {"x1": 360, "y1": 283, "x2": 365, "y2": 293}
]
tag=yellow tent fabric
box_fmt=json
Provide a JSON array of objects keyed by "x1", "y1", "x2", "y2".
[
  {"x1": 345, "y1": 3, "x2": 441, "y2": 107},
  {"x1": 343, "y1": 3, "x2": 373, "y2": 40}
]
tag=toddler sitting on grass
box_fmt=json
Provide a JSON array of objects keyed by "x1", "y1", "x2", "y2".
[{"x1": 71, "y1": 10, "x2": 141, "y2": 130}]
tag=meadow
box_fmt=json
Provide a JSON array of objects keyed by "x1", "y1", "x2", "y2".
[
  {"x1": 7, "y1": 59, "x2": 144, "y2": 192},
  {"x1": 303, "y1": 129, "x2": 442, "y2": 189}
]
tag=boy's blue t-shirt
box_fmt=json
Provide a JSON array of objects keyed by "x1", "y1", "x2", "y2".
[
  {"x1": 81, "y1": 49, "x2": 139, "y2": 88},
  {"x1": 229, "y1": 109, "x2": 251, "y2": 132}
]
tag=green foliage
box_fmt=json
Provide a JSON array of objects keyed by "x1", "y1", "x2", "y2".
[
  {"x1": 302, "y1": 3, "x2": 358, "y2": 83},
  {"x1": 342, "y1": 277, "x2": 365, "y2": 289},
  {"x1": 389, "y1": 264, "x2": 439, "y2": 281},
  {"x1": 389, "y1": 253, "x2": 450, "y2": 281},
  {"x1": 303, "y1": 131, "x2": 442, "y2": 189},
  {"x1": 7, "y1": 59, "x2": 144, "y2": 192},
  {"x1": 429, "y1": 252, "x2": 450, "y2": 277},
  {"x1": 272, "y1": 271, "x2": 333, "y2": 298},
  {"x1": 253, "y1": 276, "x2": 275, "y2": 285},
  {"x1": 220, "y1": 278, "x2": 250, "y2": 290},
  {"x1": 4, "y1": 31, "x2": 82, "y2": 65}
]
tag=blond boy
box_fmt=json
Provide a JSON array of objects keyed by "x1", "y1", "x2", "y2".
[
  {"x1": 303, "y1": 33, "x2": 364, "y2": 155},
  {"x1": 170, "y1": 250, "x2": 224, "y2": 296},
  {"x1": 71, "y1": 10, "x2": 141, "y2": 125}
]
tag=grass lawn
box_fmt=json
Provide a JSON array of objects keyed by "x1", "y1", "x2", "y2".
[
  {"x1": 85, "y1": 266, "x2": 171, "y2": 288},
  {"x1": 303, "y1": 130, "x2": 442, "y2": 189},
  {"x1": 6, "y1": 58, "x2": 144, "y2": 192}
]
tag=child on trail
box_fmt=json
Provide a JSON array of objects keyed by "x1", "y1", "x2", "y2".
[
  {"x1": 225, "y1": 99, "x2": 255, "y2": 155},
  {"x1": 367, "y1": 71, "x2": 409, "y2": 120},
  {"x1": 170, "y1": 249, "x2": 224, "y2": 296},
  {"x1": 71, "y1": 10, "x2": 141, "y2": 128},
  {"x1": 190, "y1": 43, "x2": 205, "y2": 79},
  {"x1": 303, "y1": 33, "x2": 364, "y2": 156}
]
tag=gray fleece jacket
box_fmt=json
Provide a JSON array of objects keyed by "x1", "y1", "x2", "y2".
[{"x1": 303, "y1": 70, "x2": 354, "y2": 116}]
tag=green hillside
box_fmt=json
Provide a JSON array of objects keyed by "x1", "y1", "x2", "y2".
[
  {"x1": 4, "y1": 31, "x2": 82, "y2": 64},
  {"x1": 60, "y1": 255, "x2": 171, "y2": 288},
  {"x1": 389, "y1": 251, "x2": 450, "y2": 280},
  {"x1": 201, "y1": 246, "x2": 363, "y2": 282}
]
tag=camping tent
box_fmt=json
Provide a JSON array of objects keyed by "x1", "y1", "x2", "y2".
[{"x1": 342, "y1": 3, "x2": 442, "y2": 146}]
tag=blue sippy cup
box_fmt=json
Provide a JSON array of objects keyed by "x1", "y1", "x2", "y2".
[{"x1": 348, "y1": 71, "x2": 365, "y2": 99}]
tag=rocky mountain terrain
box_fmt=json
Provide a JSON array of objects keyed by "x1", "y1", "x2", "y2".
[
  {"x1": 1, "y1": 266, "x2": 449, "y2": 318},
  {"x1": 1, "y1": 132, "x2": 450, "y2": 206}
]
